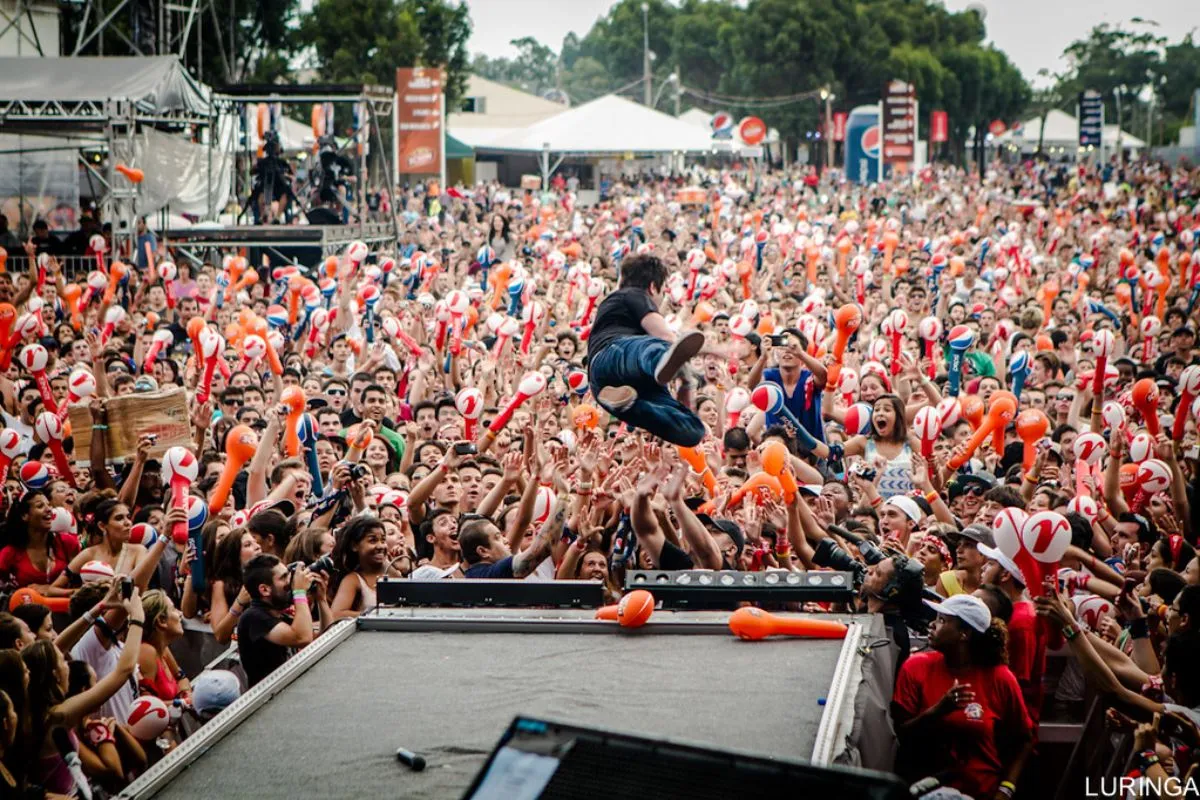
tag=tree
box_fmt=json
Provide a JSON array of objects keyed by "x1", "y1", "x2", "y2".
[
  {"x1": 60, "y1": 0, "x2": 299, "y2": 86},
  {"x1": 300, "y1": 0, "x2": 471, "y2": 105}
]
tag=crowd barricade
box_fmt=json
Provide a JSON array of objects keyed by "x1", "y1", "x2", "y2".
[{"x1": 5, "y1": 254, "x2": 99, "y2": 281}]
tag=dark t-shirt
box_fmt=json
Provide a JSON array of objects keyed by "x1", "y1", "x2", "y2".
[
  {"x1": 658, "y1": 540, "x2": 695, "y2": 570},
  {"x1": 236, "y1": 602, "x2": 292, "y2": 687},
  {"x1": 464, "y1": 555, "x2": 516, "y2": 579},
  {"x1": 587, "y1": 288, "x2": 658, "y2": 362}
]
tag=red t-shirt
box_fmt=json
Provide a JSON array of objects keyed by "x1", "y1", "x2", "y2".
[
  {"x1": 1007, "y1": 600, "x2": 1055, "y2": 725},
  {"x1": 0, "y1": 534, "x2": 80, "y2": 587},
  {"x1": 894, "y1": 650, "x2": 1033, "y2": 798}
]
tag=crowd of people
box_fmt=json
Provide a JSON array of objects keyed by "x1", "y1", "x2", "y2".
[{"x1": 0, "y1": 155, "x2": 1198, "y2": 798}]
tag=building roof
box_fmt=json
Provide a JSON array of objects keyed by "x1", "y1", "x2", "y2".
[{"x1": 447, "y1": 74, "x2": 565, "y2": 129}]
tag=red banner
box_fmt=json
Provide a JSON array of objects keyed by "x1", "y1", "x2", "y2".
[
  {"x1": 832, "y1": 112, "x2": 848, "y2": 142},
  {"x1": 395, "y1": 67, "x2": 443, "y2": 175},
  {"x1": 930, "y1": 110, "x2": 948, "y2": 143}
]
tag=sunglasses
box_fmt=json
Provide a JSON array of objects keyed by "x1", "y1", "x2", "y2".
[
  {"x1": 1056, "y1": 394, "x2": 1074, "y2": 401},
  {"x1": 224, "y1": 399, "x2": 243, "y2": 407},
  {"x1": 326, "y1": 388, "x2": 347, "y2": 396},
  {"x1": 962, "y1": 485, "x2": 985, "y2": 497}
]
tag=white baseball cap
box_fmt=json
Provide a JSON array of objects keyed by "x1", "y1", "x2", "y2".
[
  {"x1": 924, "y1": 594, "x2": 992, "y2": 633},
  {"x1": 978, "y1": 543, "x2": 1026, "y2": 587},
  {"x1": 886, "y1": 495, "x2": 923, "y2": 524}
]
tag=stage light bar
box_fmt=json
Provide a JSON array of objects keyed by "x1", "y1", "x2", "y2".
[
  {"x1": 376, "y1": 578, "x2": 604, "y2": 609},
  {"x1": 624, "y1": 570, "x2": 854, "y2": 608}
]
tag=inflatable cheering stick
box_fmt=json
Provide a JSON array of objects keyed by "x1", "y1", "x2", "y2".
[
  {"x1": 1015, "y1": 408, "x2": 1050, "y2": 472},
  {"x1": 913, "y1": 406, "x2": 940, "y2": 458},
  {"x1": 826, "y1": 304, "x2": 862, "y2": 387},
  {"x1": 948, "y1": 393, "x2": 1016, "y2": 470},
  {"x1": 195, "y1": 328, "x2": 222, "y2": 405},
  {"x1": 1173, "y1": 366, "x2": 1200, "y2": 441},
  {"x1": 0, "y1": 429, "x2": 21, "y2": 479},
  {"x1": 56, "y1": 368, "x2": 96, "y2": 423},
  {"x1": 945, "y1": 325, "x2": 975, "y2": 397},
  {"x1": 20, "y1": 344, "x2": 58, "y2": 414},
  {"x1": 296, "y1": 413, "x2": 323, "y2": 498},
  {"x1": 484, "y1": 372, "x2": 548, "y2": 450},
  {"x1": 729, "y1": 607, "x2": 848, "y2": 641},
  {"x1": 144, "y1": 329, "x2": 173, "y2": 373},
  {"x1": 34, "y1": 413, "x2": 74, "y2": 487},
  {"x1": 209, "y1": 426, "x2": 257, "y2": 515},
  {"x1": 281, "y1": 386, "x2": 306, "y2": 458},
  {"x1": 1131, "y1": 378, "x2": 1161, "y2": 438},
  {"x1": 918, "y1": 316, "x2": 942, "y2": 379},
  {"x1": 455, "y1": 388, "x2": 484, "y2": 440},
  {"x1": 162, "y1": 443, "x2": 196, "y2": 551}
]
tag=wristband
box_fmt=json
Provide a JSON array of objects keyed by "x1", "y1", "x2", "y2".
[
  {"x1": 1137, "y1": 750, "x2": 1160, "y2": 771},
  {"x1": 1023, "y1": 472, "x2": 1039, "y2": 483},
  {"x1": 1127, "y1": 617, "x2": 1149, "y2": 640},
  {"x1": 291, "y1": 589, "x2": 307, "y2": 601},
  {"x1": 128, "y1": 619, "x2": 145, "y2": 628},
  {"x1": 869, "y1": 495, "x2": 883, "y2": 507},
  {"x1": 1062, "y1": 623, "x2": 1080, "y2": 641},
  {"x1": 924, "y1": 491, "x2": 938, "y2": 505},
  {"x1": 292, "y1": 595, "x2": 310, "y2": 606},
  {"x1": 229, "y1": 605, "x2": 243, "y2": 619},
  {"x1": 92, "y1": 424, "x2": 109, "y2": 431},
  {"x1": 439, "y1": 464, "x2": 449, "y2": 473},
  {"x1": 997, "y1": 780, "x2": 1016, "y2": 798}
]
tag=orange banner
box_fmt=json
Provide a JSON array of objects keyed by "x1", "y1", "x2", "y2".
[{"x1": 395, "y1": 67, "x2": 444, "y2": 175}]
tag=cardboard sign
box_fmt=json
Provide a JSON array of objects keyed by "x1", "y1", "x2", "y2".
[{"x1": 68, "y1": 388, "x2": 193, "y2": 465}]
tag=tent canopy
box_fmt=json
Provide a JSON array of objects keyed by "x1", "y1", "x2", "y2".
[
  {"x1": 996, "y1": 109, "x2": 1145, "y2": 148},
  {"x1": 445, "y1": 133, "x2": 474, "y2": 159},
  {"x1": 0, "y1": 56, "x2": 211, "y2": 118},
  {"x1": 475, "y1": 94, "x2": 715, "y2": 155}
]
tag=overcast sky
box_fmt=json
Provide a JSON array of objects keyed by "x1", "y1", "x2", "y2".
[{"x1": 464, "y1": 0, "x2": 1200, "y2": 85}]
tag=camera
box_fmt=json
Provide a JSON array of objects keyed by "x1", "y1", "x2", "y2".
[
  {"x1": 348, "y1": 463, "x2": 368, "y2": 481},
  {"x1": 848, "y1": 462, "x2": 877, "y2": 482},
  {"x1": 454, "y1": 442, "x2": 477, "y2": 456},
  {"x1": 309, "y1": 555, "x2": 334, "y2": 575},
  {"x1": 121, "y1": 576, "x2": 133, "y2": 600}
]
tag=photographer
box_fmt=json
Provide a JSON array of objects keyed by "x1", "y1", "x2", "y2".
[
  {"x1": 247, "y1": 130, "x2": 297, "y2": 224},
  {"x1": 236, "y1": 554, "x2": 332, "y2": 687},
  {"x1": 310, "y1": 135, "x2": 356, "y2": 222}
]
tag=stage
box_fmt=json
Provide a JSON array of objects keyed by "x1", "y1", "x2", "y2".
[
  {"x1": 163, "y1": 222, "x2": 396, "y2": 268},
  {"x1": 119, "y1": 608, "x2": 896, "y2": 799}
]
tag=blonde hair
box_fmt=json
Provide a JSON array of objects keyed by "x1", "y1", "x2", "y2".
[{"x1": 141, "y1": 589, "x2": 171, "y2": 631}]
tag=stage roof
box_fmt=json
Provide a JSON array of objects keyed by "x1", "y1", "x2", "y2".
[
  {"x1": 476, "y1": 93, "x2": 716, "y2": 156},
  {"x1": 0, "y1": 56, "x2": 210, "y2": 117}
]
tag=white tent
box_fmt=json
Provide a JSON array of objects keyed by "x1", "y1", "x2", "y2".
[
  {"x1": 679, "y1": 108, "x2": 713, "y2": 130},
  {"x1": 248, "y1": 115, "x2": 318, "y2": 153},
  {"x1": 995, "y1": 109, "x2": 1145, "y2": 154},
  {"x1": 478, "y1": 94, "x2": 716, "y2": 156}
]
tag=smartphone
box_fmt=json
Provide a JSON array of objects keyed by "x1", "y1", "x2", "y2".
[
  {"x1": 121, "y1": 576, "x2": 133, "y2": 600},
  {"x1": 454, "y1": 442, "x2": 478, "y2": 456}
]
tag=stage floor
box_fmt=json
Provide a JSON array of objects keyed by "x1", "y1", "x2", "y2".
[{"x1": 128, "y1": 609, "x2": 884, "y2": 799}]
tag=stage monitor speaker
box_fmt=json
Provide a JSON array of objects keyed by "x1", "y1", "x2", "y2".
[
  {"x1": 624, "y1": 570, "x2": 855, "y2": 609},
  {"x1": 462, "y1": 716, "x2": 908, "y2": 800},
  {"x1": 376, "y1": 579, "x2": 603, "y2": 609}
]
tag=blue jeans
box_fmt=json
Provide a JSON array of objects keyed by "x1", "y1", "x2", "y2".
[{"x1": 589, "y1": 336, "x2": 705, "y2": 447}]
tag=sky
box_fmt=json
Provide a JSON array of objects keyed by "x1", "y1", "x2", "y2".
[{"x1": 464, "y1": 0, "x2": 1200, "y2": 85}]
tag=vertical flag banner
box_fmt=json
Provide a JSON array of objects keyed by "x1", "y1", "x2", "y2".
[
  {"x1": 396, "y1": 67, "x2": 444, "y2": 174},
  {"x1": 930, "y1": 110, "x2": 948, "y2": 143},
  {"x1": 832, "y1": 112, "x2": 848, "y2": 142},
  {"x1": 1079, "y1": 90, "x2": 1103, "y2": 148}
]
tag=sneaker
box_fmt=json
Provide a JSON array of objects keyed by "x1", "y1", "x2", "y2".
[
  {"x1": 598, "y1": 385, "x2": 637, "y2": 412},
  {"x1": 654, "y1": 330, "x2": 705, "y2": 385}
]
